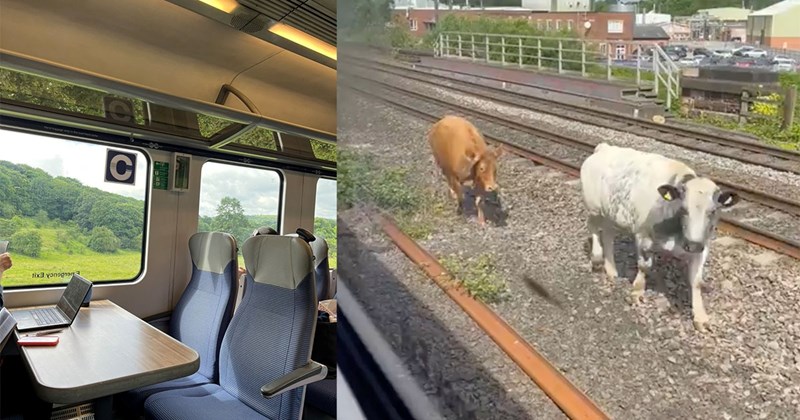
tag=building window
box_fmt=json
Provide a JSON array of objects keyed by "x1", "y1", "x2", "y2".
[
  {"x1": 424, "y1": 22, "x2": 436, "y2": 31},
  {"x1": 198, "y1": 161, "x2": 282, "y2": 267},
  {"x1": 0, "y1": 130, "x2": 148, "y2": 287},
  {"x1": 537, "y1": 19, "x2": 543, "y2": 30},
  {"x1": 608, "y1": 20, "x2": 624, "y2": 34},
  {"x1": 546, "y1": 20, "x2": 552, "y2": 31},
  {"x1": 615, "y1": 44, "x2": 626, "y2": 60},
  {"x1": 568, "y1": 19, "x2": 574, "y2": 31},
  {"x1": 556, "y1": 20, "x2": 562, "y2": 30},
  {"x1": 314, "y1": 178, "x2": 337, "y2": 268},
  {"x1": 410, "y1": 19, "x2": 418, "y2": 31}
]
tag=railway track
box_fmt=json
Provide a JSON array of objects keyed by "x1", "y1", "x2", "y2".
[
  {"x1": 378, "y1": 211, "x2": 609, "y2": 420},
  {"x1": 342, "y1": 55, "x2": 800, "y2": 176},
  {"x1": 340, "y1": 74, "x2": 800, "y2": 260}
]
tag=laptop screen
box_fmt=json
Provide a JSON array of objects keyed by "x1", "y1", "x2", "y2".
[{"x1": 56, "y1": 274, "x2": 92, "y2": 321}]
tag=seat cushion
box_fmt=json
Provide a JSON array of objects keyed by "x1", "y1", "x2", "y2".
[
  {"x1": 305, "y1": 378, "x2": 336, "y2": 416},
  {"x1": 143, "y1": 384, "x2": 265, "y2": 420},
  {"x1": 118, "y1": 373, "x2": 211, "y2": 415}
]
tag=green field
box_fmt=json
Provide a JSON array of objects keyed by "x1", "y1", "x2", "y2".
[
  {"x1": 2, "y1": 225, "x2": 142, "y2": 287},
  {"x1": 3, "y1": 251, "x2": 141, "y2": 287}
]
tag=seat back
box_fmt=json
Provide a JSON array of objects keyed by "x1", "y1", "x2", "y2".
[
  {"x1": 170, "y1": 232, "x2": 238, "y2": 382},
  {"x1": 220, "y1": 235, "x2": 317, "y2": 420},
  {"x1": 287, "y1": 232, "x2": 333, "y2": 301}
]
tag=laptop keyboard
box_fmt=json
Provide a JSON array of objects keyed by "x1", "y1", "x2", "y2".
[{"x1": 32, "y1": 307, "x2": 63, "y2": 326}]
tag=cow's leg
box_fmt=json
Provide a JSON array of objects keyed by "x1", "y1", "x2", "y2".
[
  {"x1": 631, "y1": 235, "x2": 653, "y2": 303},
  {"x1": 587, "y1": 215, "x2": 604, "y2": 269},
  {"x1": 687, "y1": 247, "x2": 710, "y2": 330},
  {"x1": 475, "y1": 194, "x2": 486, "y2": 226},
  {"x1": 446, "y1": 176, "x2": 463, "y2": 214},
  {"x1": 600, "y1": 224, "x2": 618, "y2": 280}
]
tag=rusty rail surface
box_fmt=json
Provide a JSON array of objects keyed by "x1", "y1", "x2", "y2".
[
  {"x1": 379, "y1": 213, "x2": 610, "y2": 420},
  {"x1": 341, "y1": 78, "x2": 800, "y2": 261}
]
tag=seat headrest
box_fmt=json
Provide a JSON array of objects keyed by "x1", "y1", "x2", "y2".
[
  {"x1": 251, "y1": 226, "x2": 278, "y2": 237},
  {"x1": 242, "y1": 235, "x2": 314, "y2": 290},
  {"x1": 286, "y1": 233, "x2": 328, "y2": 263},
  {"x1": 189, "y1": 232, "x2": 237, "y2": 274}
]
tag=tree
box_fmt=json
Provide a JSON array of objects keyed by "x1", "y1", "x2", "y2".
[
  {"x1": 88, "y1": 226, "x2": 121, "y2": 253},
  {"x1": 211, "y1": 197, "x2": 249, "y2": 244},
  {"x1": 11, "y1": 229, "x2": 42, "y2": 257}
]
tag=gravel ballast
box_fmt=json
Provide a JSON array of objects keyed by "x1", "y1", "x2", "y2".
[
  {"x1": 338, "y1": 81, "x2": 800, "y2": 419},
  {"x1": 350, "y1": 64, "x2": 800, "y2": 203}
]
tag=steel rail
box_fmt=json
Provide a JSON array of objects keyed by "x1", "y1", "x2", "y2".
[
  {"x1": 346, "y1": 72, "x2": 800, "y2": 219},
  {"x1": 344, "y1": 56, "x2": 800, "y2": 173},
  {"x1": 341, "y1": 79, "x2": 800, "y2": 261},
  {"x1": 379, "y1": 212, "x2": 610, "y2": 420}
]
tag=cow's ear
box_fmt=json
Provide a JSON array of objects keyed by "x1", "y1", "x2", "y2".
[
  {"x1": 657, "y1": 184, "x2": 681, "y2": 202},
  {"x1": 717, "y1": 191, "x2": 739, "y2": 208}
]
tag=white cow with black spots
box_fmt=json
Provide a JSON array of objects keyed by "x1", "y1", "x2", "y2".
[{"x1": 580, "y1": 143, "x2": 740, "y2": 330}]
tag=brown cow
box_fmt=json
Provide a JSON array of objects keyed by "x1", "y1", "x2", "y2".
[{"x1": 428, "y1": 115, "x2": 503, "y2": 226}]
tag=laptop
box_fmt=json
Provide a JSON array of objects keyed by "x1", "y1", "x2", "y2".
[{"x1": 10, "y1": 274, "x2": 93, "y2": 332}]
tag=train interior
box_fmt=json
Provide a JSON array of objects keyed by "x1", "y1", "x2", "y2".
[{"x1": 0, "y1": 0, "x2": 337, "y2": 419}]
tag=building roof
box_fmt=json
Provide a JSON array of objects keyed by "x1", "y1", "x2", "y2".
[
  {"x1": 633, "y1": 24, "x2": 671, "y2": 40},
  {"x1": 750, "y1": 0, "x2": 800, "y2": 16},
  {"x1": 697, "y1": 7, "x2": 751, "y2": 21}
]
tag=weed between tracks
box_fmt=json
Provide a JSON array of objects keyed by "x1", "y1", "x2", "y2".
[
  {"x1": 340, "y1": 150, "x2": 508, "y2": 302},
  {"x1": 339, "y1": 150, "x2": 439, "y2": 240},
  {"x1": 440, "y1": 254, "x2": 507, "y2": 304}
]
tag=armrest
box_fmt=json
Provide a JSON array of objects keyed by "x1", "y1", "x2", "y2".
[{"x1": 260, "y1": 360, "x2": 328, "y2": 399}]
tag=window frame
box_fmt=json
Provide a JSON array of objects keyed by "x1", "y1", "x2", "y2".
[
  {"x1": 410, "y1": 19, "x2": 418, "y2": 31},
  {"x1": 608, "y1": 20, "x2": 624, "y2": 34},
  {"x1": 0, "y1": 125, "x2": 152, "y2": 290}
]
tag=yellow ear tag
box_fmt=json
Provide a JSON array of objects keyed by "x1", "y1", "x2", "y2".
[{"x1": 662, "y1": 191, "x2": 672, "y2": 201}]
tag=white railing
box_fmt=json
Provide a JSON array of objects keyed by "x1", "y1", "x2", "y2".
[{"x1": 436, "y1": 32, "x2": 681, "y2": 108}]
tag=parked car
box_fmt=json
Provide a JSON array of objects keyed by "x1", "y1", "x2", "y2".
[
  {"x1": 713, "y1": 49, "x2": 733, "y2": 58},
  {"x1": 743, "y1": 49, "x2": 769, "y2": 58},
  {"x1": 772, "y1": 56, "x2": 797, "y2": 72},
  {"x1": 677, "y1": 57, "x2": 701, "y2": 67},
  {"x1": 693, "y1": 47, "x2": 713, "y2": 57},
  {"x1": 733, "y1": 46, "x2": 754, "y2": 56}
]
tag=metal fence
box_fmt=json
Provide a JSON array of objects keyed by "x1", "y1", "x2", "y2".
[{"x1": 436, "y1": 32, "x2": 681, "y2": 107}]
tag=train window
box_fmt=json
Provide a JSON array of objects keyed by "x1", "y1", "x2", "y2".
[
  {"x1": 314, "y1": 178, "x2": 337, "y2": 268},
  {"x1": 0, "y1": 130, "x2": 148, "y2": 287},
  {"x1": 310, "y1": 139, "x2": 336, "y2": 162},
  {"x1": 1, "y1": 67, "x2": 241, "y2": 140},
  {"x1": 197, "y1": 161, "x2": 282, "y2": 267}
]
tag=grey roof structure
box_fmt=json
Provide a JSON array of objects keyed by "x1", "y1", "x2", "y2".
[{"x1": 633, "y1": 24, "x2": 671, "y2": 40}]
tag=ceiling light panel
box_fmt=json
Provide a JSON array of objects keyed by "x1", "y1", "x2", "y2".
[{"x1": 237, "y1": 0, "x2": 336, "y2": 46}]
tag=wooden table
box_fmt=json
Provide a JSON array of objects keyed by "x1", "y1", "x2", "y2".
[{"x1": 12, "y1": 300, "x2": 199, "y2": 415}]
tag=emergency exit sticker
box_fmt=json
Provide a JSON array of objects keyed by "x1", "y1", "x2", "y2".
[{"x1": 153, "y1": 161, "x2": 169, "y2": 190}]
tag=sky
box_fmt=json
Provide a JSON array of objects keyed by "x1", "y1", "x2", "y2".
[{"x1": 1, "y1": 130, "x2": 337, "y2": 220}]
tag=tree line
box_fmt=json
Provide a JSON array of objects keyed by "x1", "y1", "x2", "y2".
[
  {"x1": 198, "y1": 197, "x2": 337, "y2": 263},
  {"x1": 0, "y1": 160, "x2": 144, "y2": 256}
]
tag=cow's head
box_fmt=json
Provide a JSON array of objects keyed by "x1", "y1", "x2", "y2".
[
  {"x1": 471, "y1": 145, "x2": 504, "y2": 193},
  {"x1": 656, "y1": 175, "x2": 739, "y2": 253}
]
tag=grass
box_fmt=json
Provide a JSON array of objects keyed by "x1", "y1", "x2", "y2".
[
  {"x1": 440, "y1": 253, "x2": 507, "y2": 304},
  {"x1": 3, "y1": 250, "x2": 142, "y2": 287},
  {"x1": 682, "y1": 114, "x2": 800, "y2": 151},
  {"x1": 339, "y1": 149, "x2": 440, "y2": 240}
]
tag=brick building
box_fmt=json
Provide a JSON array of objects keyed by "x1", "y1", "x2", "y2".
[{"x1": 395, "y1": 8, "x2": 648, "y2": 58}]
